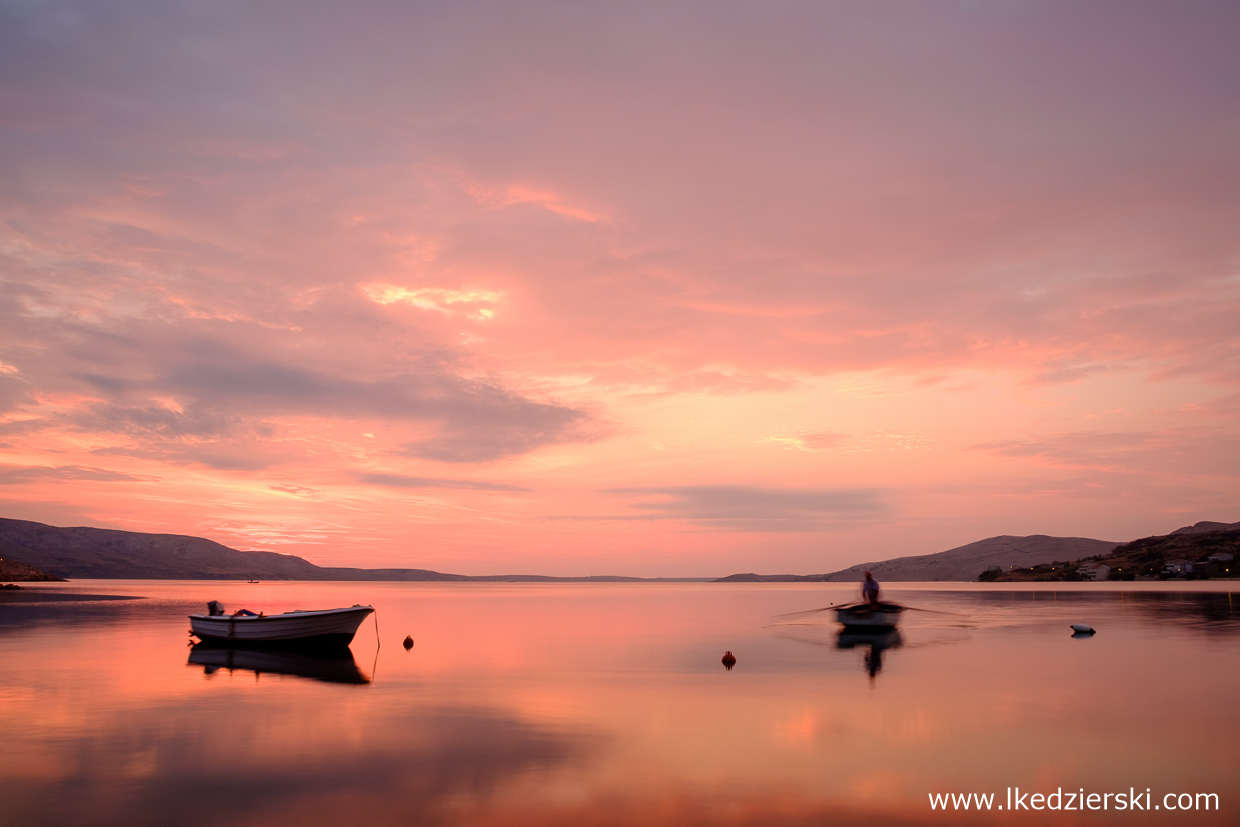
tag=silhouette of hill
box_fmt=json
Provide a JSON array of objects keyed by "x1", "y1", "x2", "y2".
[
  {"x1": 0, "y1": 553, "x2": 65, "y2": 582},
  {"x1": 0, "y1": 518, "x2": 703, "y2": 581},
  {"x1": 717, "y1": 520, "x2": 1238, "y2": 582}
]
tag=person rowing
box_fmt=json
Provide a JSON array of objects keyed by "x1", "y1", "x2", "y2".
[{"x1": 861, "y1": 570, "x2": 881, "y2": 605}]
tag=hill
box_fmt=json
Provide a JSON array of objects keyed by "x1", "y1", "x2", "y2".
[
  {"x1": 817, "y1": 534, "x2": 1124, "y2": 582},
  {"x1": 986, "y1": 526, "x2": 1240, "y2": 582},
  {"x1": 0, "y1": 554, "x2": 65, "y2": 582},
  {"x1": 716, "y1": 520, "x2": 1239, "y2": 583},
  {"x1": 1170, "y1": 520, "x2": 1240, "y2": 535},
  {"x1": 0, "y1": 518, "x2": 704, "y2": 581},
  {"x1": 0, "y1": 519, "x2": 333, "y2": 580},
  {"x1": 1104, "y1": 528, "x2": 1239, "y2": 578},
  {"x1": 716, "y1": 535, "x2": 1124, "y2": 583}
]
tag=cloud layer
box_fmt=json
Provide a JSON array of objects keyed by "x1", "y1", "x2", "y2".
[
  {"x1": 1, "y1": 0, "x2": 1238, "y2": 573},
  {"x1": 599, "y1": 486, "x2": 888, "y2": 532}
]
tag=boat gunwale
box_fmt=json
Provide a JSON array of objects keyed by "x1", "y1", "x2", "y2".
[{"x1": 835, "y1": 601, "x2": 905, "y2": 629}]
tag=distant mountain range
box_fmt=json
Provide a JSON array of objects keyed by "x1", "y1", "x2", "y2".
[
  {"x1": 819, "y1": 534, "x2": 1125, "y2": 582},
  {"x1": 0, "y1": 518, "x2": 704, "y2": 582},
  {"x1": 2, "y1": 516, "x2": 1237, "y2": 583},
  {"x1": 714, "y1": 535, "x2": 1120, "y2": 582},
  {"x1": 715, "y1": 520, "x2": 1239, "y2": 583}
]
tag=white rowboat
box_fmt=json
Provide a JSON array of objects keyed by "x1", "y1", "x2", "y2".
[{"x1": 189, "y1": 604, "x2": 374, "y2": 646}]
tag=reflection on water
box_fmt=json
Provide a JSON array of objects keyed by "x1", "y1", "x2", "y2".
[
  {"x1": 1120, "y1": 590, "x2": 1240, "y2": 632},
  {"x1": 0, "y1": 590, "x2": 147, "y2": 631},
  {"x1": 188, "y1": 642, "x2": 371, "y2": 684},
  {"x1": 897, "y1": 588, "x2": 1240, "y2": 634},
  {"x1": 836, "y1": 629, "x2": 902, "y2": 680},
  {"x1": 2, "y1": 581, "x2": 1237, "y2": 826}
]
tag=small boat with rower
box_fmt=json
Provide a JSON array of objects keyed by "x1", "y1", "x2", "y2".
[{"x1": 833, "y1": 569, "x2": 904, "y2": 630}]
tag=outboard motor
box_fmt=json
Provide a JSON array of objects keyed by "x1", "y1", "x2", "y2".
[{"x1": 207, "y1": 600, "x2": 224, "y2": 616}]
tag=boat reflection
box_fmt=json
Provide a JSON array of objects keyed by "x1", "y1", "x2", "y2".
[
  {"x1": 836, "y1": 629, "x2": 902, "y2": 680},
  {"x1": 188, "y1": 642, "x2": 370, "y2": 684}
]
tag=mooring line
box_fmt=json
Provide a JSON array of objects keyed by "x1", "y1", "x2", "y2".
[{"x1": 370, "y1": 606, "x2": 381, "y2": 683}]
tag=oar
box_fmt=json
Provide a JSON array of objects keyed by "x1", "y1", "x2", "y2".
[
  {"x1": 773, "y1": 604, "x2": 846, "y2": 620},
  {"x1": 899, "y1": 605, "x2": 965, "y2": 616},
  {"x1": 774, "y1": 602, "x2": 964, "y2": 620}
]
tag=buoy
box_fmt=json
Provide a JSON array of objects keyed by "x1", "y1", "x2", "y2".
[
  {"x1": 403, "y1": 635, "x2": 414, "y2": 649},
  {"x1": 721, "y1": 651, "x2": 736, "y2": 670},
  {"x1": 1070, "y1": 623, "x2": 1096, "y2": 634}
]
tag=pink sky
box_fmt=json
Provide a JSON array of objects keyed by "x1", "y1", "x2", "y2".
[{"x1": 1, "y1": 1, "x2": 1238, "y2": 575}]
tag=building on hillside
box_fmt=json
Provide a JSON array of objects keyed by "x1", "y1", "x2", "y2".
[
  {"x1": 1164, "y1": 559, "x2": 1196, "y2": 576},
  {"x1": 1078, "y1": 564, "x2": 1110, "y2": 581}
]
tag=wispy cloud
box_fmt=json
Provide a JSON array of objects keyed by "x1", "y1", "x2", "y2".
[
  {"x1": 757, "y1": 431, "x2": 846, "y2": 452},
  {"x1": 267, "y1": 484, "x2": 319, "y2": 495},
  {"x1": 358, "y1": 473, "x2": 529, "y2": 492},
  {"x1": 362, "y1": 285, "x2": 503, "y2": 320},
  {"x1": 969, "y1": 428, "x2": 1240, "y2": 478},
  {"x1": 595, "y1": 485, "x2": 889, "y2": 531},
  {"x1": 0, "y1": 465, "x2": 156, "y2": 484},
  {"x1": 757, "y1": 431, "x2": 931, "y2": 453},
  {"x1": 461, "y1": 182, "x2": 608, "y2": 223}
]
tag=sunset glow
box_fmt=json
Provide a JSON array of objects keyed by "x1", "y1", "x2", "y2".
[{"x1": 2, "y1": 1, "x2": 1238, "y2": 574}]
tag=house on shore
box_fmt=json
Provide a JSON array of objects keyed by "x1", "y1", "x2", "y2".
[{"x1": 1079, "y1": 564, "x2": 1110, "y2": 580}]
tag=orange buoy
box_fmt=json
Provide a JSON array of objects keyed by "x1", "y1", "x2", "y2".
[
  {"x1": 403, "y1": 635, "x2": 414, "y2": 649},
  {"x1": 721, "y1": 651, "x2": 736, "y2": 670}
]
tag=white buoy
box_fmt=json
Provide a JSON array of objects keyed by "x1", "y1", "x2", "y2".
[{"x1": 1070, "y1": 623, "x2": 1096, "y2": 634}]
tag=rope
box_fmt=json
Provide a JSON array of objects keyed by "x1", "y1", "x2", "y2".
[{"x1": 370, "y1": 607, "x2": 380, "y2": 684}]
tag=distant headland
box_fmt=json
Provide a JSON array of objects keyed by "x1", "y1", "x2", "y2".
[
  {"x1": 717, "y1": 521, "x2": 1237, "y2": 583},
  {"x1": 0, "y1": 553, "x2": 66, "y2": 583},
  {"x1": 977, "y1": 523, "x2": 1239, "y2": 582},
  {"x1": 0, "y1": 518, "x2": 706, "y2": 582}
]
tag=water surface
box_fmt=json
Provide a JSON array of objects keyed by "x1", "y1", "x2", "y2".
[{"x1": 2, "y1": 581, "x2": 1237, "y2": 826}]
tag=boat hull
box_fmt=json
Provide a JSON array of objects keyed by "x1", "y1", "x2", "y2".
[
  {"x1": 835, "y1": 602, "x2": 904, "y2": 630},
  {"x1": 189, "y1": 605, "x2": 374, "y2": 646}
]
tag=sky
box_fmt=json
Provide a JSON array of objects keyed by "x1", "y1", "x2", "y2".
[{"x1": 1, "y1": 0, "x2": 1238, "y2": 576}]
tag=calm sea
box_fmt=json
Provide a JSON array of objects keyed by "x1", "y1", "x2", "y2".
[{"x1": 2, "y1": 581, "x2": 1237, "y2": 826}]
